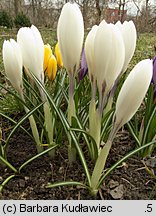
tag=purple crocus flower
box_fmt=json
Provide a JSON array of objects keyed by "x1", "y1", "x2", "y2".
[
  {"x1": 152, "y1": 56, "x2": 156, "y2": 100},
  {"x1": 152, "y1": 56, "x2": 156, "y2": 84},
  {"x1": 78, "y1": 48, "x2": 88, "y2": 82}
]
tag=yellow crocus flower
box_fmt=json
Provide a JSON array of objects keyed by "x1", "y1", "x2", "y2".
[
  {"x1": 55, "y1": 42, "x2": 63, "y2": 68},
  {"x1": 45, "y1": 54, "x2": 57, "y2": 81},
  {"x1": 44, "y1": 44, "x2": 52, "y2": 72}
]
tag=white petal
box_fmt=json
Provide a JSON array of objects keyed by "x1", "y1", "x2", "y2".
[
  {"x1": 10, "y1": 39, "x2": 23, "y2": 69},
  {"x1": 17, "y1": 26, "x2": 44, "y2": 82},
  {"x1": 115, "y1": 21, "x2": 122, "y2": 31},
  {"x1": 94, "y1": 21, "x2": 113, "y2": 91},
  {"x1": 116, "y1": 21, "x2": 137, "y2": 74},
  {"x1": 94, "y1": 21, "x2": 125, "y2": 93},
  {"x1": 115, "y1": 59, "x2": 153, "y2": 127},
  {"x1": 106, "y1": 24, "x2": 125, "y2": 88},
  {"x1": 57, "y1": 2, "x2": 84, "y2": 75},
  {"x1": 3, "y1": 40, "x2": 23, "y2": 92},
  {"x1": 31, "y1": 25, "x2": 44, "y2": 64},
  {"x1": 84, "y1": 25, "x2": 98, "y2": 81}
]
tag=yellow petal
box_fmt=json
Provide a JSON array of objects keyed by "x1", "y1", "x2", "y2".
[
  {"x1": 55, "y1": 42, "x2": 63, "y2": 68},
  {"x1": 44, "y1": 44, "x2": 52, "y2": 72},
  {"x1": 46, "y1": 55, "x2": 57, "y2": 81}
]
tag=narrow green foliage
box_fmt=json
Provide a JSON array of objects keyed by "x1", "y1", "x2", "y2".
[
  {"x1": 19, "y1": 144, "x2": 58, "y2": 172},
  {"x1": 128, "y1": 84, "x2": 156, "y2": 157}
]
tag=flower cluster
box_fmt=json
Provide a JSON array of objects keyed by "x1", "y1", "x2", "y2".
[
  {"x1": 3, "y1": 26, "x2": 63, "y2": 86},
  {"x1": 2, "y1": 25, "x2": 63, "y2": 155},
  {"x1": 2, "y1": 2, "x2": 155, "y2": 195},
  {"x1": 44, "y1": 43, "x2": 63, "y2": 81}
]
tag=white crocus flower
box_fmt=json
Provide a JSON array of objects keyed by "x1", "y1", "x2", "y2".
[
  {"x1": 115, "y1": 59, "x2": 153, "y2": 129},
  {"x1": 17, "y1": 25, "x2": 44, "y2": 83},
  {"x1": 94, "y1": 20, "x2": 125, "y2": 95},
  {"x1": 85, "y1": 25, "x2": 98, "y2": 82},
  {"x1": 90, "y1": 59, "x2": 153, "y2": 192},
  {"x1": 57, "y1": 2, "x2": 84, "y2": 75},
  {"x1": 2, "y1": 39, "x2": 23, "y2": 93},
  {"x1": 116, "y1": 20, "x2": 137, "y2": 74}
]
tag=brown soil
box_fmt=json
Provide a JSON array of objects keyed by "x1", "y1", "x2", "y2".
[{"x1": 0, "y1": 117, "x2": 156, "y2": 200}]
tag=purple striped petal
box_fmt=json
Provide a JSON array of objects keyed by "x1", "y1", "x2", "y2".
[
  {"x1": 152, "y1": 56, "x2": 156, "y2": 101},
  {"x1": 78, "y1": 48, "x2": 88, "y2": 82},
  {"x1": 152, "y1": 56, "x2": 156, "y2": 84}
]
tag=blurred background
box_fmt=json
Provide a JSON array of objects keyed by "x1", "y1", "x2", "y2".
[{"x1": 0, "y1": 0, "x2": 156, "y2": 32}]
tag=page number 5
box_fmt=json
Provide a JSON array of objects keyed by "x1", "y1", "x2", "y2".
[{"x1": 145, "y1": 204, "x2": 152, "y2": 213}]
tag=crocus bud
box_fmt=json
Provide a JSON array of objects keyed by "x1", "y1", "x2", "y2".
[
  {"x1": 152, "y1": 56, "x2": 156, "y2": 101},
  {"x1": 55, "y1": 42, "x2": 63, "y2": 68},
  {"x1": 45, "y1": 55, "x2": 57, "y2": 81},
  {"x1": 2, "y1": 39, "x2": 23, "y2": 93},
  {"x1": 17, "y1": 25, "x2": 44, "y2": 83},
  {"x1": 84, "y1": 25, "x2": 98, "y2": 82},
  {"x1": 116, "y1": 20, "x2": 137, "y2": 74},
  {"x1": 152, "y1": 56, "x2": 156, "y2": 84},
  {"x1": 57, "y1": 2, "x2": 84, "y2": 75},
  {"x1": 78, "y1": 48, "x2": 88, "y2": 82},
  {"x1": 94, "y1": 21, "x2": 125, "y2": 94},
  {"x1": 115, "y1": 59, "x2": 153, "y2": 128},
  {"x1": 44, "y1": 44, "x2": 52, "y2": 72}
]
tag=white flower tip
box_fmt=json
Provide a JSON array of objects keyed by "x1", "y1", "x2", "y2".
[{"x1": 115, "y1": 58, "x2": 153, "y2": 127}]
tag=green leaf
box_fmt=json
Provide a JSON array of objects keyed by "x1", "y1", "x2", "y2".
[
  {"x1": 101, "y1": 109, "x2": 114, "y2": 141},
  {"x1": 19, "y1": 144, "x2": 58, "y2": 172},
  {"x1": 46, "y1": 181, "x2": 87, "y2": 189},
  {"x1": 23, "y1": 77, "x2": 41, "y2": 102},
  {"x1": 127, "y1": 122, "x2": 140, "y2": 147},
  {"x1": 144, "y1": 84, "x2": 155, "y2": 127},
  {"x1": 0, "y1": 156, "x2": 17, "y2": 173},
  {"x1": 146, "y1": 107, "x2": 156, "y2": 143},
  {"x1": 29, "y1": 71, "x2": 91, "y2": 187},
  {"x1": 70, "y1": 126, "x2": 98, "y2": 159},
  {"x1": 0, "y1": 83, "x2": 27, "y2": 108},
  {"x1": 98, "y1": 139, "x2": 156, "y2": 188},
  {"x1": 5, "y1": 102, "x2": 44, "y2": 147},
  {"x1": 142, "y1": 107, "x2": 156, "y2": 145},
  {"x1": 0, "y1": 112, "x2": 33, "y2": 140},
  {"x1": 0, "y1": 175, "x2": 16, "y2": 192}
]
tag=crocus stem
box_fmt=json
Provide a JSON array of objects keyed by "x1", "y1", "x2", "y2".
[
  {"x1": 104, "y1": 95, "x2": 113, "y2": 114},
  {"x1": 138, "y1": 118, "x2": 144, "y2": 143},
  {"x1": 91, "y1": 88, "x2": 109, "y2": 152},
  {"x1": 90, "y1": 123, "x2": 119, "y2": 196},
  {"x1": 19, "y1": 91, "x2": 43, "y2": 153},
  {"x1": 43, "y1": 101, "x2": 55, "y2": 158},
  {"x1": 89, "y1": 98, "x2": 96, "y2": 158},
  {"x1": 92, "y1": 109, "x2": 101, "y2": 151},
  {"x1": 68, "y1": 74, "x2": 76, "y2": 163},
  {"x1": 40, "y1": 89, "x2": 55, "y2": 158},
  {"x1": 90, "y1": 89, "x2": 105, "y2": 151},
  {"x1": 104, "y1": 77, "x2": 119, "y2": 114},
  {"x1": 89, "y1": 81, "x2": 98, "y2": 159},
  {"x1": 0, "y1": 128, "x2": 4, "y2": 164},
  {"x1": 68, "y1": 74, "x2": 75, "y2": 124},
  {"x1": 28, "y1": 115, "x2": 43, "y2": 153},
  {"x1": 91, "y1": 139, "x2": 112, "y2": 196}
]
